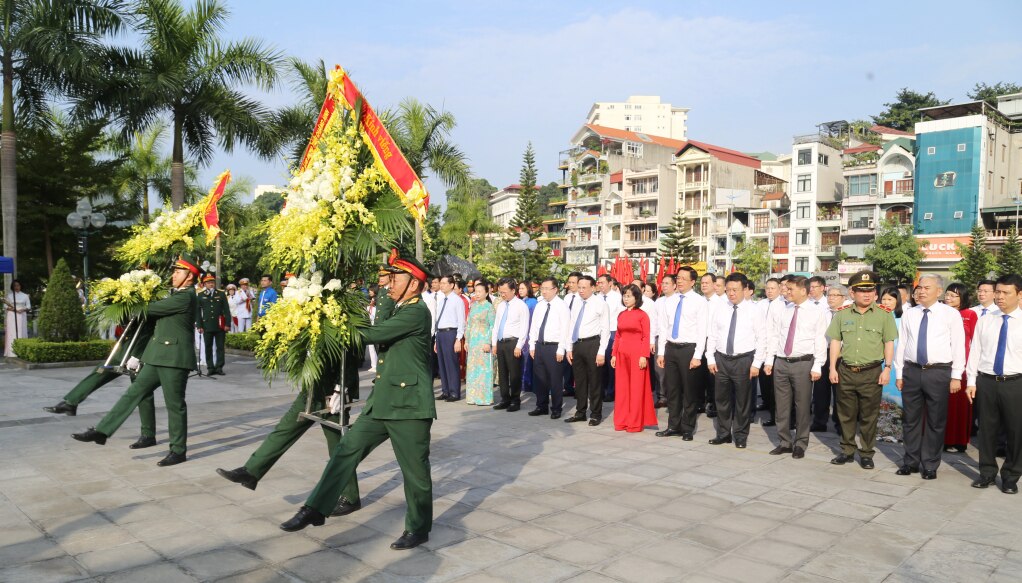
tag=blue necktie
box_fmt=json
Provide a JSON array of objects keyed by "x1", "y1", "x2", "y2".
[
  {"x1": 571, "y1": 301, "x2": 586, "y2": 343},
  {"x1": 671, "y1": 294, "x2": 684, "y2": 339},
  {"x1": 538, "y1": 303, "x2": 551, "y2": 343},
  {"x1": 498, "y1": 302, "x2": 509, "y2": 340},
  {"x1": 994, "y1": 315, "x2": 1009, "y2": 376},
  {"x1": 917, "y1": 308, "x2": 929, "y2": 365},
  {"x1": 982, "y1": 308, "x2": 988, "y2": 317}
]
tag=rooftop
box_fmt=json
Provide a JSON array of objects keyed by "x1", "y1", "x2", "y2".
[
  {"x1": 870, "y1": 124, "x2": 914, "y2": 137},
  {"x1": 676, "y1": 140, "x2": 762, "y2": 169},
  {"x1": 578, "y1": 124, "x2": 688, "y2": 151}
]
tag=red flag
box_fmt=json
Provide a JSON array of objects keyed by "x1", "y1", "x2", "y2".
[
  {"x1": 656, "y1": 256, "x2": 665, "y2": 288},
  {"x1": 639, "y1": 259, "x2": 648, "y2": 283},
  {"x1": 668, "y1": 257, "x2": 677, "y2": 275},
  {"x1": 598, "y1": 264, "x2": 607, "y2": 277},
  {"x1": 202, "y1": 170, "x2": 231, "y2": 244}
]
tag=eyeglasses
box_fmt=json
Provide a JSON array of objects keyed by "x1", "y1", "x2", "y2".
[{"x1": 944, "y1": 292, "x2": 960, "y2": 298}]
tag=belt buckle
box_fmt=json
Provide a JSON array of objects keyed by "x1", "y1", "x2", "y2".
[{"x1": 997, "y1": 375, "x2": 1008, "y2": 382}]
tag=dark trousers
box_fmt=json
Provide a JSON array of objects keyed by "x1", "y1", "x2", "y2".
[
  {"x1": 495, "y1": 339, "x2": 522, "y2": 405},
  {"x1": 204, "y1": 329, "x2": 225, "y2": 372},
  {"x1": 758, "y1": 370, "x2": 776, "y2": 422},
  {"x1": 651, "y1": 347, "x2": 665, "y2": 402},
  {"x1": 64, "y1": 370, "x2": 157, "y2": 438},
  {"x1": 773, "y1": 359, "x2": 813, "y2": 449},
  {"x1": 562, "y1": 359, "x2": 575, "y2": 396},
  {"x1": 96, "y1": 364, "x2": 190, "y2": 454},
  {"x1": 812, "y1": 356, "x2": 838, "y2": 428},
  {"x1": 601, "y1": 331, "x2": 616, "y2": 401},
  {"x1": 436, "y1": 329, "x2": 460, "y2": 399},
  {"x1": 835, "y1": 362, "x2": 883, "y2": 457},
  {"x1": 571, "y1": 337, "x2": 602, "y2": 418},
  {"x1": 700, "y1": 356, "x2": 715, "y2": 408},
  {"x1": 901, "y1": 364, "x2": 951, "y2": 472},
  {"x1": 663, "y1": 343, "x2": 698, "y2": 434},
  {"x1": 713, "y1": 352, "x2": 754, "y2": 440},
  {"x1": 976, "y1": 376, "x2": 1022, "y2": 485},
  {"x1": 430, "y1": 335, "x2": 439, "y2": 379},
  {"x1": 532, "y1": 344, "x2": 563, "y2": 413}
]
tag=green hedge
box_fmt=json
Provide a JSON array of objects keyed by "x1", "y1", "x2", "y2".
[
  {"x1": 226, "y1": 332, "x2": 258, "y2": 351},
  {"x1": 13, "y1": 338, "x2": 115, "y2": 363}
]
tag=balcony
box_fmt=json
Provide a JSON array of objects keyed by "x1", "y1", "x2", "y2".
[
  {"x1": 564, "y1": 237, "x2": 594, "y2": 248},
  {"x1": 625, "y1": 211, "x2": 658, "y2": 223},
  {"x1": 624, "y1": 237, "x2": 659, "y2": 249},
  {"x1": 542, "y1": 213, "x2": 566, "y2": 224},
  {"x1": 773, "y1": 246, "x2": 789, "y2": 255},
  {"x1": 565, "y1": 214, "x2": 601, "y2": 229},
  {"x1": 678, "y1": 179, "x2": 709, "y2": 190},
  {"x1": 628, "y1": 188, "x2": 659, "y2": 200},
  {"x1": 817, "y1": 243, "x2": 839, "y2": 255},
  {"x1": 845, "y1": 218, "x2": 875, "y2": 234},
  {"x1": 575, "y1": 172, "x2": 605, "y2": 185},
  {"x1": 570, "y1": 195, "x2": 601, "y2": 207},
  {"x1": 547, "y1": 197, "x2": 568, "y2": 207}
]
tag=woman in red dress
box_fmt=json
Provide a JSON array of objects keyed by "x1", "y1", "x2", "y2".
[
  {"x1": 611, "y1": 284, "x2": 658, "y2": 432},
  {"x1": 943, "y1": 283, "x2": 977, "y2": 453}
]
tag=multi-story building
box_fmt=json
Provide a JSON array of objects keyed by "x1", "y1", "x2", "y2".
[
  {"x1": 781, "y1": 127, "x2": 845, "y2": 274},
  {"x1": 912, "y1": 98, "x2": 1022, "y2": 273},
  {"x1": 488, "y1": 184, "x2": 534, "y2": 229},
  {"x1": 585, "y1": 96, "x2": 689, "y2": 139}
]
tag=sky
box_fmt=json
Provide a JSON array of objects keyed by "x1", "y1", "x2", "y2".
[{"x1": 175, "y1": 0, "x2": 1022, "y2": 208}]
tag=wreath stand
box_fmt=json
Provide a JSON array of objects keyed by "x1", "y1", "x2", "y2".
[{"x1": 297, "y1": 351, "x2": 361, "y2": 435}]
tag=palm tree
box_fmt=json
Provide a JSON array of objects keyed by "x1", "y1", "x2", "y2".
[
  {"x1": 389, "y1": 98, "x2": 471, "y2": 260},
  {"x1": 96, "y1": 0, "x2": 281, "y2": 210},
  {"x1": 1, "y1": 0, "x2": 125, "y2": 282},
  {"x1": 442, "y1": 195, "x2": 495, "y2": 263},
  {"x1": 110, "y1": 121, "x2": 171, "y2": 223},
  {"x1": 272, "y1": 57, "x2": 328, "y2": 164}
]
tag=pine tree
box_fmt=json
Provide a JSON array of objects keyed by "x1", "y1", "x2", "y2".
[
  {"x1": 996, "y1": 225, "x2": 1022, "y2": 277},
  {"x1": 37, "y1": 258, "x2": 86, "y2": 342},
  {"x1": 499, "y1": 143, "x2": 551, "y2": 280},
  {"x1": 660, "y1": 211, "x2": 698, "y2": 263},
  {"x1": 952, "y1": 223, "x2": 996, "y2": 290}
]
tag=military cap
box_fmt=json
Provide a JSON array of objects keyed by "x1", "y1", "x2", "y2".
[
  {"x1": 385, "y1": 248, "x2": 431, "y2": 282},
  {"x1": 201, "y1": 273, "x2": 216, "y2": 283},
  {"x1": 174, "y1": 253, "x2": 203, "y2": 277},
  {"x1": 848, "y1": 270, "x2": 879, "y2": 290}
]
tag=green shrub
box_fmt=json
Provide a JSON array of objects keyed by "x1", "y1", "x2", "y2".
[
  {"x1": 13, "y1": 338, "x2": 115, "y2": 363},
  {"x1": 37, "y1": 258, "x2": 86, "y2": 342},
  {"x1": 226, "y1": 331, "x2": 258, "y2": 351}
]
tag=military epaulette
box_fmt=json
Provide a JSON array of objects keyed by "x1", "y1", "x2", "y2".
[
  {"x1": 836, "y1": 304, "x2": 854, "y2": 311},
  {"x1": 406, "y1": 297, "x2": 420, "y2": 305}
]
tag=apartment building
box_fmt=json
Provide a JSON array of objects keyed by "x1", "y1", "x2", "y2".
[
  {"x1": 585, "y1": 96, "x2": 689, "y2": 139},
  {"x1": 488, "y1": 185, "x2": 524, "y2": 229}
]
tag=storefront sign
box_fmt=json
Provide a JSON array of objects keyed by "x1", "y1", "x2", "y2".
[{"x1": 919, "y1": 236, "x2": 969, "y2": 261}]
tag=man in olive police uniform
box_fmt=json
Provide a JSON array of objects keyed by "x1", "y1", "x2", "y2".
[
  {"x1": 827, "y1": 270, "x2": 898, "y2": 469},
  {"x1": 72, "y1": 254, "x2": 201, "y2": 467},
  {"x1": 280, "y1": 250, "x2": 436, "y2": 551},
  {"x1": 196, "y1": 273, "x2": 231, "y2": 375}
]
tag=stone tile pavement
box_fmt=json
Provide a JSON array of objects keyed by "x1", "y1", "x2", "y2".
[{"x1": 1, "y1": 355, "x2": 1021, "y2": 582}]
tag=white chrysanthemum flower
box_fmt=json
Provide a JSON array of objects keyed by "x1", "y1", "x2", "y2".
[
  {"x1": 307, "y1": 284, "x2": 323, "y2": 297},
  {"x1": 310, "y1": 272, "x2": 323, "y2": 286},
  {"x1": 324, "y1": 279, "x2": 342, "y2": 292}
]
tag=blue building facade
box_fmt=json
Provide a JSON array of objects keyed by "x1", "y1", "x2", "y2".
[{"x1": 913, "y1": 126, "x2": 981, "y2": 235}]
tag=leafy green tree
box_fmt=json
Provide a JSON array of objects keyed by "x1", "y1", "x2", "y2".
[
  {"x1": 864, "y1": 218, "x2": 925, "y2": 283},
  {"x1": 660, "y1": 211, "x2": 698, "y2": 263},
  {"x1": 872, "y1": 88, "x2": 948, "y2": 131},
  {"x1": 537, "y1": 181, "x2": 561, "y2": 209},
  {"x1": 110, "y1": 120, "x2": 171, "y2": 223},
  {"x1": 1, "y1": 0, "x2": 126, "y2": 285},
  {"x1": 91, "y1": 0, "x2": 281, "y2": 210},
  {"x1": 422, "y1": 205, "x2": 449, "y2": 268},
  {"x1": 952, "y1": 224, "x2": 996, "y2": 290},
  {"x1": 499, "y1": 143, "x2": 550, "y2": 281},
  {"x1": 36, "y1": 258, "x2": 86, "y2": 342},
  {"x1": 968, "y1": 82, "x2": 1022, "y2": 107},
  {"x1": 996, "y1": 225, "x2": 1022, "y2": 278},
  {"x1": 271, "y1": 57, "x2": 328, "y2": 164},
  {"x1": 732, "y1": 239, "x2": 770, "y2": 282},
  {"x1": 442, "y1": 193, "x2": 495, "y2": 262}
]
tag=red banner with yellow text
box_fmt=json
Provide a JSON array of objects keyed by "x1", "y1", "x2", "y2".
[{"x1": 202, "y1": 170, "x2": 232, "y2": 244}]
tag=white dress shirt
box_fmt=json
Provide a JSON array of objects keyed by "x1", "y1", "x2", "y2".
[
  {"x1": 967, "y1": 307, "x2": 1022, "y2": 385},
  {"x1": 600, "y1": 290, "x2": 624, "y2": 332},
  {"x1": 529, "y1": 296, "x2": 571, "y2": 355},
  {"x1": 435, "y1": 291, "x2": 465, "y2": 339},
  {"x1": 705, "y1": 299, "x2": 767, "y2": 368},
  {"x1": 568, "y1": 295, "x2": 611, "y2": 354},
  {"x1": 765, "y1": 299, "x2": 829, "y2": 373},
  {"x1": 895, "y1": 302, "x2": 967, "y2": 379},
  {"x1": 970, "y1": 303, "x2": 1002, "y2": 319},
  {"x1": 563, "y1": 291, "x2": 580, "y2": 314},
  {"x1": 757, "y1": 296, "x2": 785, "y2": 324},
  {"x1": 639, "y1": 299, "x2": 658, "y2": 351},
  {"x1": 492, "y1": 296, "x2": 530, "y2": 350},
  {"x1": 656, "y1": 290, "x2": 708, "y2": 359}
]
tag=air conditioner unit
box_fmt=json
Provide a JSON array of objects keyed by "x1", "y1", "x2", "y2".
[
  {"x1": 924, "y1": 213, "x2": 934, "y2": 220},
  {"x1": 867, "y1": 219, "x2": 874, "y2": 228},
  {"x1": 869, "y1": 187, "x2": 878, "y2": 195},
  {"x1": 904, "y1": 172, "x2": 913, "y2": 178}
]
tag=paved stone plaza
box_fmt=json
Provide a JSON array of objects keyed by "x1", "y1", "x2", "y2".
[{"x1": 1, "y1": 355, "x2": 1020, "y2": 582}]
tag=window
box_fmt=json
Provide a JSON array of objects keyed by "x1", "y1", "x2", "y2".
[
  {"x1": 1001, "y1": 176, "x2": 1006, "y2": 195},
  {"x1": 624, "y1": 115, "x2": 631, "y2": 121},
  {"x1": 797, "y1": 174, "x2": 811, "y2": 193},
  {"x1": 774, "y1": 259, "x2": 789, "y2": 273},
  {"x1": 987, "y1": 171, "x2": 993, "y2": 190},
  {"x1": 796, "y1": 203, "x2": 811, "y2": 219},
  {"x1": 957, "y1": 143, "x2": 966, "y2": 152},
  {"x1": 818, "y1": 153, "x2": 829, "y2": 166},
  {"x1": 927, "y1": 146, "x2": 936, "y2": 155},
  {"x1": 954, "y1": 211, "x2": 964, "y2": 219},
  {"x1": 934, "y1": 172, "x2": 956, "y2": 188},
  {"x1": 795, "y1": 229, "x2": 809, "y2": 245},
  {"x1": 632, "y1": 177, "x2": 658, "y2": 194},
  {"x1": 773, "y1": 234, "x2": 789, "y2": 253},
  {"x1": 797, "y1": 149, "x2": 812, "y2": 165},
  {"x1": 634, "y1": 115, "x2": 642, "y2": 121},
  {"x1": 794, "y1": 257, "x2": 809, "y2": 272},
  {"x1": 848, "y1": 174, "x2": 878, "y2": 196},
  {"x1": 624, "y1": 104, "x2": 632, "y2": 109},
  {"x1": 923, "y1": 212, "x2": 933, "y2": 220},
  {"x1": 1003, "y1": 144, "x2": 1007, "y2": 162},
  {"x1": 754, "y1": 214, "x2": 769, "y2": 233},
  {"x1": 625, "y1": 142, "x2": 643, "y2": 157}
]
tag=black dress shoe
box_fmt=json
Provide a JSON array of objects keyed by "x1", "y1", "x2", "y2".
[
  {"x1": 157, "y1": 451, "x2": 187, "y2": 467},
  {"x1": 756, "y1": 403, "x2": 769, "y2": 411},
  {"x1": 280, "y1": 506, "x2": 325, "y2": 531},
  {"x1": 761, "y1": 420, "x2": 777, "y2": 427},
  {"x1": 831, "y1": 453, "x2": 855, "y2": 465},
  {"x1": 655, "y1": 400, "x2": 667, "y2": 408},
  {"x1": 390, "y1": 530, "x2": 428, "y2": 550},
  {"x1": 971, "y1": 476, "x2": 997, "y2": 489},
  {"x1": 681, "y1": 433, "x2": 694, "y2": 441},
  {"x1": 71, "y1": 428, "x2": 107, "y2": 445},
  {"x1": 129, "y1": 435, "x2": 157, "y2": 449},
  {"x1": 656, "y1": 429, "x2": 682, "y2": 437},
  {"x1": 588, "y1": 416, "x2": 602, "y2": 426},
  {"x1": 564, "y1": 414, "x2": 586, "y2": 423},
  {"x1": 528, "y1": 408, "x2": 548, "y2": 416},
  {"x1": 1002, "y1": 482, "x2": 1019, "y2": 494},
  {"x1": 330, "y1": 497, "x2": 362, "y2": 517},
  {"x1": 792, "y1": 446, "x2": 805, "y2": 459},
  {"x1": 705, "y1": 408, "x2": 718, "y2": 419},
  {"x1": 444, "y1": 396, "x2": 459, "y2": 402},
  {"x1": 735, "y1": 441, "x2": 747, "y2": 449},
  {"x1": 921, "y1": 470, "x2": 937, "y2": 480},
  {"x1": 507, "y1": 402, "x2": 521, "y2": 412},
  {"x1": 492, "y1": 402, "x2": 510, "y2": 410},
  {"x1": 708, "y1": 436, "x2": 732, "y2": 445},
  {"x1": 895, "y1": 465, "x2": 919, "y2": 476},
  {"x1": 769, "y1": 446, "x2": 793, "y2": 455},
  {"x1": 858, "y1": 457, "x2": 874, "y2": 470},
  {"x1": 809, "y1": 424, "x2": 827, "y2": 432},
  {"x1": 44, "y1": 401, "x2": 77, "y2": 416},
  {"x1": 435, "y1": 395, "x2": 447, "y2": 401},
  {"x1": 217, "y1": 467, "x2": 258, "y2": 490}
]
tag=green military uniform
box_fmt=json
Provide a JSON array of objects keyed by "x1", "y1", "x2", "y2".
[
  {"x1": 827, "y1": 271, "x2": 898, "y2": 460},
  {"x1": 305, "y1": 291, "x2": 435, "y2": 534},
  {"x1": 96, "y1": 287, "x2": 198, "y2": 454},
  {"x1": 196, "y1": 284, "x2": 231, "y2": 374},
  {"x1": 376, "y1": 290, "x2": 396, "y2": 324},
  {"x1": 63, "y1": 322, "x2": 157, "y2": 437}
]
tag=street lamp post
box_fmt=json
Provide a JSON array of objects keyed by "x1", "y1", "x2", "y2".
[
  {"x1": 511, "y1": 232, "x2": 538, "y2": 280},
  {"x1": 1013, "y1": 197, "x2": 1021, "y2": 231},
  {"x1": 66, "y1": 199, "x2": 106, "y2": 297}
]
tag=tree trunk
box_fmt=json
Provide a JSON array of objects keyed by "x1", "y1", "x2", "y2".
[
  {"x1": 2, "y1": 54, "x2": 18, "y2": 290},
  {"x1": 141, "y1": 177, "x2": 150, "y2": 223},
  {"x1": 43, "y1": 216, "x2": 53, "y2": 275},
  {"x1": 170, "y1": 111, "x2": 185, "y2": 210},
  {"x1": 415, "y1": 222, "x2": 423, "y2": 262}
]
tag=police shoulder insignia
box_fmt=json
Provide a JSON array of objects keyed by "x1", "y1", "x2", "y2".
[
  {"x1": 836, "y1": 304, "x2": 853, "y2": 311},
  {"x1": 877, "y1": 304, "x2": 892, "y2": 312}
]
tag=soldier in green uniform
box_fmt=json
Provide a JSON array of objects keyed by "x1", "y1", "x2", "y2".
[
  {"x1": 196, "y1": 273, "x2": 231, "y2": 375},
  {"x1": 44, "y1": 321, "x2": 160, "y2": 449},
  {"x1": 376, "y1": 267, "x2": 396, "y2": 324},
  {"x1": 72, "y1": 254, "x2": 201, "y2": 467},
  {"x1": 827, "y1": 270, "x2": 898, "y2": 469},
  {"x1": 280, "y1": 250, "x2": 436, "y2": 551}
]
